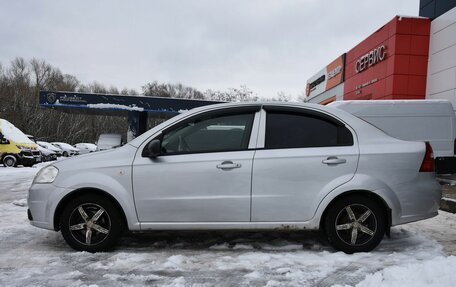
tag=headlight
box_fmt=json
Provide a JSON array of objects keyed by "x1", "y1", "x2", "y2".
[{"x1": 34, "y1": 166, "x2": 59, "y2": 184}]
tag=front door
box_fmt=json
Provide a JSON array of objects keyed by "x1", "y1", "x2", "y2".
[{"x1": 133, "y1": 107, "x2": 260, "y2": 222}]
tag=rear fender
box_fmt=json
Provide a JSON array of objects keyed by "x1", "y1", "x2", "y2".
[{"x1": 313, "y1": 173, "x2": 401, "y2": 225}]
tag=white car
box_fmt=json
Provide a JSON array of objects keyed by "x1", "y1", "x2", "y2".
[
  {"x1": 74, "y1": 143, "x2": 97, "y2": 154},
  {"x1": 37, "y1": 141, "x2": 63, "y2": 157},
  {"x1": 28, "y1": 102, "x2": 441, "y2": 253},
  {"x1": 36, "y1": 145, "x2": 57, "y2": 162},
  {"x1": 51, "y1": 142, "x2": 79, "y2": 157},
  {"x1": 97, "y1": 134, "x2": 122, "y2": 151}
]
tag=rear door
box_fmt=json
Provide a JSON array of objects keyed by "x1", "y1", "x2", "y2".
[{"x1": 252, "y1": 106, "x2": 359, "y2": 222}]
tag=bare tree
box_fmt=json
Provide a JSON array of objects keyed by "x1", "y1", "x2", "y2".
[
  {"x1": 30, "y1": 58, "x2": 52, "y2": 90},
  {"x1": 142, "y1": 81, "x2": 204, "y2": 99},
  {"x1": 0, "y1": 57, "x2": 302, "y2": 145}
]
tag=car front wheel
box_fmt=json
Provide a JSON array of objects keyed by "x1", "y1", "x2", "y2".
[
  {"x1": 3, "y1": 155, "x2": 17, "y2": 167},
  {"x1": 60, "y1": 194, "x2": 123, "y2": 252},
  {"x1": 324, "y1": 195, "x2": 386, "y2": 254}
]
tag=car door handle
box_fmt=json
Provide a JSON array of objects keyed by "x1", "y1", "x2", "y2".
[
  {"x1": 216, "y1": 161, "x2": 242, "y2": 170},
  {"x1": 322, "y1": 157, "x2": 347, "y2": 165}
]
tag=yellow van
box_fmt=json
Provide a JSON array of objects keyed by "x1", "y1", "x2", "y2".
[{"x1": 0, "y1": 119, "x2": 41, "y2": 167}]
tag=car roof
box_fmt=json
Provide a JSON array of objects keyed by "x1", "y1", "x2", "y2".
[{"x1": 128, "y1": 101, "x2": 358, "y2": 148}]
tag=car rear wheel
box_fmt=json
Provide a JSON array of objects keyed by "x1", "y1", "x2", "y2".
[
  {"x1": 60, "y1": 194, "x2": 123, "y2": 252},
  {"x1": 3, "y1": 155, "x2": 17, "y2": 167},
  {"x1": 324, "y1": 195, "x2": 386, "y2": 254}
]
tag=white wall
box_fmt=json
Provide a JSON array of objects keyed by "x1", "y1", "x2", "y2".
[
  {"x1": 426, "y1": 6, "x2": 456, "y2": 111},
  {"x1": 306, "y1": 83, "x2": 344, "y2": 104}
]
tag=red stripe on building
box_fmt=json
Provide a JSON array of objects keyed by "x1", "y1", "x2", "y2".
[{"x1": 343, "y1": 16, "x2": 431, "y2": 101}]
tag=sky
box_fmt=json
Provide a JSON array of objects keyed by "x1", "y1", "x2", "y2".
[{"x1": 0, "y1": 0, "x2": 418, "y2": 98}]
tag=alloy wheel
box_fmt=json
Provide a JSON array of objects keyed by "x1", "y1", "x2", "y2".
[
  {"x1": 334, "y1": 204, "x2": 377, "y2": 246},
  {"x1": 68, "y1": 203, "x2": 111, "y2": 246}
]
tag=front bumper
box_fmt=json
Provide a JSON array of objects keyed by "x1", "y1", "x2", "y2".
[
  {"x1": 28, "y1": 183, "x2": 67, "y2": 230},
  {"x1": 18, "y1": 154, "x2": 36, "y2": 166},
  {"x1": 17, "y1": 150, "x2": 41, "y2": 165},
  {"x1": 33, "y1": 151, "x2": 41, "y2": 163}
]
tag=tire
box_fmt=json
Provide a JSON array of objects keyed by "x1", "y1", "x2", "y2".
[
  {"x1": 324, "y1": 195, "x2": 386, "y2": 254},
  {"x1": 60, "y1": 194, "x2": 123, "y2": 252},
  {"x1": 63, "y1": 151, "x2": 69, "y2": 157},
  {"x1": 3, "y1": 155, "x2": 17, "y2": 167}
]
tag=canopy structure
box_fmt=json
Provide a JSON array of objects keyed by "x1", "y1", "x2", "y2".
[{"x1": 39, "y1": 91, "x2": 223, "y2": 140}]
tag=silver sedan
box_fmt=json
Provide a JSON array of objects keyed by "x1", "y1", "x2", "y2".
[{"x1": 28, "y1": 102, "x2": 441, "y2": 253}]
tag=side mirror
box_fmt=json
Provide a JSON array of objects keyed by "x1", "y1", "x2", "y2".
[
  {"x1": 142, "y1": 139, "x2": 161, "y2": 158},
  {"x1": 0, "y1": 138, "x2": 10, "y2": 145}
]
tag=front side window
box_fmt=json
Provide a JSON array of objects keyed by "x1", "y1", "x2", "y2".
[
  {"x1": 265, "y1": 111, "x2": 353, "y2": 149},
  {"x1": 161, "y1": 112, "x2": 255, "y2": 155}
]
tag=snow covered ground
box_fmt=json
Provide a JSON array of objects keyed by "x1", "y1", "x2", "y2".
[{"x1": 1, "y1": 164, "x2": 456, "y2": 287}]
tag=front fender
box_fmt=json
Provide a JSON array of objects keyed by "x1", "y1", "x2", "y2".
[{"x1": 53, "y1": 169, "x2": 140, "y2": 231}]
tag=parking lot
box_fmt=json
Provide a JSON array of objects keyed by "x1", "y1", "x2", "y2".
[{"x1": 0, "y1": 164, "x2": 455, "y2": 286}]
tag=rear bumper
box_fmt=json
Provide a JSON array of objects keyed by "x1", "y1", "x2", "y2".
[
  {"x1": 393, "y1": 173, "x2": 442, "y2": 226},
  {"x1": 396, "y1": 210, "x2": 439, "y2": 225}
]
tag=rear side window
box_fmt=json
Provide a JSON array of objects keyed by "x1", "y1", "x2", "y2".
[{"x1": 265, "y1": 111, "x2": 353, "y2": 149}]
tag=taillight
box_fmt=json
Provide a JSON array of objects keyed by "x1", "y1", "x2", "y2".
[{"x1": 419, "y1": 142, "x2": 435, "y2": 172}]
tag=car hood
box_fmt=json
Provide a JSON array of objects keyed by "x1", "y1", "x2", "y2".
[
  {"x1": 37, "y1": 146, "x2": 54, "y2": 155},
  {"x1": 48, "y1": 146, "x2": 62, "y2": 152},
  {"x1": 52, "y1": 144, "x2": 137, "y2": 172},
  {"x1": 39, "y1": 142, "x2": 62, "y2": 152}
]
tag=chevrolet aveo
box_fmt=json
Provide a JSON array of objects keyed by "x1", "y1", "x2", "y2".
[{"x1": 28, "y1": 102, "x2": 441, "y2": 253}]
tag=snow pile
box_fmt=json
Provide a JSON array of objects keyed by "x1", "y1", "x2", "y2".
[
  {"x1": 102, "y1": 273, "x2": 162, "y2": 281},
  {"x1": 1, "y1": 165, "x2": 456, "y2": 286},
  {"x1": 87, "y1": 103, "x2": 144, "y2": 111},
  {"x1": 12, "y1": 198, "x2": 27, "y2": 206},
  {"x1": 352, "y1": 256, "x2": 456, "y2": 287},
  {"x1": 0, "y1": 119, "x2": 34, "y2": 144}
]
